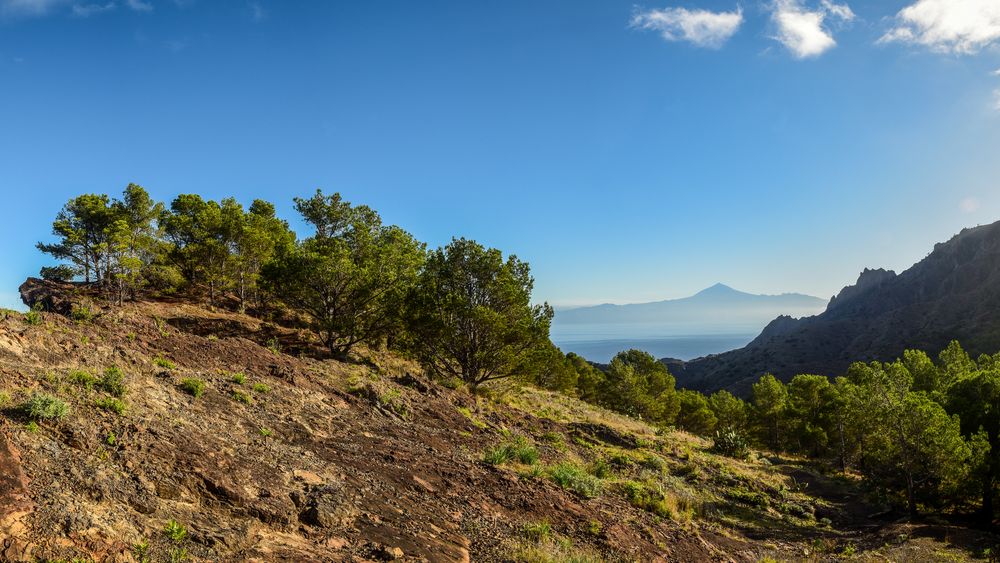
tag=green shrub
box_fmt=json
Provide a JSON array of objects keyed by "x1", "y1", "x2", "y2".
[
  {"x1": 163, "y1": 519, "x2": 187, "y2": 542},
  {"x1": 70, "y1": 303, "x2": 95, "y2": 322},
  {"x1": 23, "y1": 310, "x2": 42, "y2": 326},
  {"x1": 21, "y1": 393, "x2": 69, "y2": 421},
  {"x1": 230, "y1": 372, "x2": 246, "y2": 385},
  {"x1": 69, "y1": 369, "x2": 97, "y2": 389},
  {"x1": 95, "y1": 397, "x2": 127, "y2": 415},
  {"x1": 548, "y1": 462, "x2": 602, "y2": 498},
  {"x1": 726, "y1": 486, "x2": 770, "y2": 508},
  {"x1": 252, "y1": 383, "x2": 270, "y2": 394},
  {"x1": 711, "y1": 429, "x2": 751, "y2": 459},
  {"x1": 154, "y1": 356, "x2": 177, "y2": 370},
  {"x1": 232, "y1": 390, "x2": 252, "y2": 404},
  {"x1": 179, "y1": 378, "x2": 206, "y2": 398},
  {"x1": 521, "y1": 520, "x2": 551, "y2": 543},
  {"x1": 483, "y1": 444, "x2": 514, "y2": 465},
  {"x1": 100, "y1": 367, "x2": 127, "y2": 397},
  {"x1": 483, "y1": 437, "x2": 538, "y2": 466}
]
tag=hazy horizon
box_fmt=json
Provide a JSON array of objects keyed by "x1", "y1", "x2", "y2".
[{"x1": 1, "y1": 1, "x2": 999, "y2": 311}]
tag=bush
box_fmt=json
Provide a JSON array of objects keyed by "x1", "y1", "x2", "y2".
[
  {"x1": 521, "y1": 520, "x2": 551, "y2": 542},
  {"x1": 163, "y1": 519, "x2": 187, "y2": 542},
  {"x1": 711, "y1": 429, "x2": 751, "y2": 459},
  {"x1": 483, "y1": 445, "x2": 514, "y2": 465},
  {"x1": 70, "y1": 303, "x2": 95, "y2": 322},
  {"x1": 251, "y1": 383, "x2": 270, "y2": 394},
  {"x1": 483, "y1": 437, "x2": 538, "y2": 466},
  {"x1": 154, "y1": 356, "x2": 176, "y2": 370},
  {"x1": 232, "y1": 390, "x2": 252, "y2": 404},
  {"x1": 69, "y1": 369, "x2": 97, "y2": 389},
  {"x1": 23, "y1": 310, "x2": 42, "y2": 326},
  {"x1": 231, "y1": 372, "x2": 246, "y2": 385},
  {"x1": 21, "y1": 393, "x2": 69, "y2": 421},
  {"x1": 548, "y1": 462, "x2": 602, "y2": 498},
  {"x1": 179, "y1": 378, "x2": 206, "y2": 398},
  {"x1": 100, "y1": 367, "x2": 127, "y2": 397},
  {"x1": 95, "y1": 397, "x2": 127, "y2": 415}
]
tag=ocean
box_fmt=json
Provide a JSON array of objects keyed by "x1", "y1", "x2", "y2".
[{"x1": 549, "y1": 322, "x2": 757, "y2": 363}]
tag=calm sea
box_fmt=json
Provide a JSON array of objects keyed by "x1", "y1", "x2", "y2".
[{"x1": 550, "y1": 322, "x2": 756, "y2": 363}]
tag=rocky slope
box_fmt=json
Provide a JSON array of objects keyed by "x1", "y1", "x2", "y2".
[
  {"x1": 0, "y1": 280, "x2": 993, "y2": 561},
  {"x1": 666, "y1": 220, "x2": 1000, "y2": 395}
]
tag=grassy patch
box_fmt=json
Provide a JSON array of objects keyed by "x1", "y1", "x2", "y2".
[
  {"x1": 548, "y1": 462, "x2": 602, "y2": 498},
  {"x1": 154, "y1": 356, "x2": 177, "y2": 370},
  {"x1": 179, "y1": 378, "x2": 206, "y2": 398},
  {"x1": 21, "y1": 393, "x2": 69, "y2": 421},
  {"x1": 483, "y1": 437, "x2": 539, "y2": 466},
  {"x1": 457, "y1": 406, "x2": 488, "y2": 429},
  {"x1": 100, "y1": 366, "x2": 127, "y2": 397},
  {"x1": 95, "y1": 397, "x2": 127, "y2": 415},
  {"x1": 69, "y1": 369, "x2": 97, "y2": 389},
  {"x1": 251, "y1": 383, "x2": 270, "y2": 394},
  {"x1": 230, "y1": 372, "x2": 246, "y2": 385},
  {"x1": 232, "y1": 390, "x2": 252, "y2": 404}
]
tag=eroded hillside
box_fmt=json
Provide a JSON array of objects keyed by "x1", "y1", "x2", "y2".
[{"x1": 0, "y1": 284, "x2": 995, "y2": 562}]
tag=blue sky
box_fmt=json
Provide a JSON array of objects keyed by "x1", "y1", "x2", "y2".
[{"x1": 1, "y1": 0, "x2": 999, "y2": 310}]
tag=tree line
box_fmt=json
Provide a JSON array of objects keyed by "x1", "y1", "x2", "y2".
[
  {"x1": 37, "y1": 185, "x2": 553, "y2": 388},
  {"x1": 525, "y1": 341, "x2": 1000, "y2": 524}
]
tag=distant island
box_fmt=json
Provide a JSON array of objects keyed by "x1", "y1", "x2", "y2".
[{"x1": 550, "y1": 284, "x2": 827, "y2": 362}]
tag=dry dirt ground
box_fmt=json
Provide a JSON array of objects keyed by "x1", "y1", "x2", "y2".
[{"x1": 0, "y1": 282, "x2": 997, "y2": 562}]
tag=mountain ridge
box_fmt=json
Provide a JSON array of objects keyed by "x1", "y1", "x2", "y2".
[
  {"x1": 553, "y1": 284, "x2": 826, "y2": 327},
  {"x1": 666, "y1": 220, "x2": 1000, "y2": 395}
]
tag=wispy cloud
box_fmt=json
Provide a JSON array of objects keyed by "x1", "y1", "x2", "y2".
[
  {"x1": 1, "y1": 0, "x2": 70, "y2": 18},
  {"x1": 631, "y1": 6, "x2": 744, "y2": 49},
  {"x1": 72, "y1": 1, "x2": 114, "y2": 17},
  {"x1": 960, "y1": 197, "x2": 982, "y2": 213},
  {"x1": 249, "y1": 1, "x2": 264, "y2": 22},
  {"x1": 125, "y1": 0, "x2": 150, "y2": 11},
  {"x1": 879, "y1": 0, "x2": 1000, "y2": 54},
  {"x1": 770, "y1": 0, "x2": 854, "y2": 59},
  {"x1": 994, "y1": 89, "x2": 1000, "y2": 112}
]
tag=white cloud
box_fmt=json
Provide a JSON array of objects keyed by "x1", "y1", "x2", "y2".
[
  {"x1": 879, "y1": 0, "x2": 1000, "y2": 54},
  {"x1": 770, "y1": 0, "x2": 854, "y2": 59},
  {"x1": 72, "y1": 1, "x2": 114, "y2": 17},
  {"x1": 631, "y1": 6, "x2": 744, "y2": 49},
  {"x1": 994, "y1": 89, "x2": 1000, "y2": 112},
  {"x1": 993, "y1": 68, "x2": 1000, "y2": 76},
  {"x1": 0, "y1": 0, "x2": 69, "y2": 17},
  {"x1": 960, "y1": 197, "x2": 982, "y2": 213},
  {"x1": 125, "y1": 0, "x2": 150, "y2": 11}
]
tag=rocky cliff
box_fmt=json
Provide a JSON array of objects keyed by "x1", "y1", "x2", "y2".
[{"x1": 667, "y1": 220, "x2": 1000, "y2": 395}]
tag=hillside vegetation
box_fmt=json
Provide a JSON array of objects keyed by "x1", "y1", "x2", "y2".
[
  {"x1": 5, "y1": 185, "x2": 1000, "y2": 561},
  {"x1": 0, "y1": 287, "x2": 996, "y2": 562}
]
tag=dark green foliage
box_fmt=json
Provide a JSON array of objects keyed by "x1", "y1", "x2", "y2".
[
  {"x1": 406, "y1": 237, "x2": 553, "y2": 388},
  {"x1": 262, "y1": 190, "x2": 422, "y2": 357},
  {"x1": 676, "y1": 389, "x2": 717, "y2": 435},
  {"x1": 39, "y1": 265, "x2": 75, "y2": 282},
  {"x1": 599, "y1": 349, "x2": 679, "y2": 427}
]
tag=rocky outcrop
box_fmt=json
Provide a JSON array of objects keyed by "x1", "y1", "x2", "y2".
[{"x1": 668, "y1": 220, "x2": 1000, "y2": 395}]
